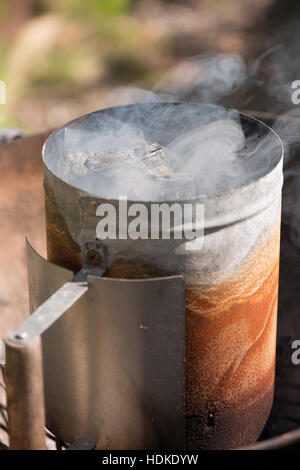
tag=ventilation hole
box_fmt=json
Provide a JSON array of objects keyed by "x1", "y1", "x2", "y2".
[{"x1": 207, "y1": 411, "x2": 215, "y2": 427}]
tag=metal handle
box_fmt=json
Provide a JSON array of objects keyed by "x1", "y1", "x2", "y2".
[
  {"x1": 5, "y1": 335, "x2": 46, "y2": 450},
  {"x1": 5, "y1": 280, "x2": 89, "y2": 450}
]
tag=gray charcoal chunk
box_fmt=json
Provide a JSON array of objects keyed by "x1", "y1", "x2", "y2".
[
  {"x1": 68, "y1": 142, "x2": 193, "y2": 183},
  {"x1": 65, "y1": 142, "x2": 197, "y2": 199}
]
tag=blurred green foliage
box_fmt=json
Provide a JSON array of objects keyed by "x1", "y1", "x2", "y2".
[
  {"x1": 33, "y1": 0, "x2": 132, "y2": 19},
  {"x1": 0, "y1": 0, "x2": 164, "y2": 129},
  {"x1": 67, "y1": 0, "x2": 132, "y2": 18}
]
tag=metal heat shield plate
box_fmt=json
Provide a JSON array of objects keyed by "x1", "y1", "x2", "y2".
[{"x1": 26, "y1": 241, "x2": 185, "y2": 449}]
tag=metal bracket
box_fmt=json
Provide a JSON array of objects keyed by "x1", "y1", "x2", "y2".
[{"x1": 10, "y1": 281, "x2": 89, "y2": 344}]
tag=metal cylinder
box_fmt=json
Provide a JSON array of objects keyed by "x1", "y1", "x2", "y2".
[{"x1": 42, "y1": 104, "x2": 283, "y2": 449}]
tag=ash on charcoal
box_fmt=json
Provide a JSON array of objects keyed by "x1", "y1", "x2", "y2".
[
  {"x1": 65, "y1": 142, "x2": 195, "y2": 200},
  {"x1": 44, "y1": 103, "x2": 279, "y2": 201}
]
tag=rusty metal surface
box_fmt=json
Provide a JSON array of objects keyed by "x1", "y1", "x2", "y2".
[
  {"x1": 5, "y1": 335, "x2": 46, "y2": 450},
  {"x1": 0, "y1": 132, "x2": 50, "y2": 338},
  {"x1": 185, "y1": 223, "x2": 280, "y2": 449},
  {"x1": 27, "y1": 242, "x2": 185, "y2": 450},
  {"x1": 245, "y1": 110, "x2": 300, "y2": 448}
]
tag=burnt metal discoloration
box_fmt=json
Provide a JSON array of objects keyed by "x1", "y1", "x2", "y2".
[
  {"x1": 86, "y1": 248, "x2": 102, "y2": 267},
  {"x1": 106, "y1": 259, "x2": 163, "y2": 279},
  {"x1": 186, "y1": 385, "x2": 274, "y2": 450},
  {"x1": 185, "y1": 226, "x2": 280, "y2": 449},
  {"x1": 45, "y1": 188, "x2": 82, "y2": 273}
]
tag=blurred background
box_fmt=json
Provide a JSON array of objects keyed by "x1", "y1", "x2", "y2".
[{"x1": 0, "y1": 0, "x2": 299, "y2": 133}]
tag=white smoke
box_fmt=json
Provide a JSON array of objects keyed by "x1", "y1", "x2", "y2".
[{"x1": 43, "y1": 51, "x2": 286, "y2": 201}]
